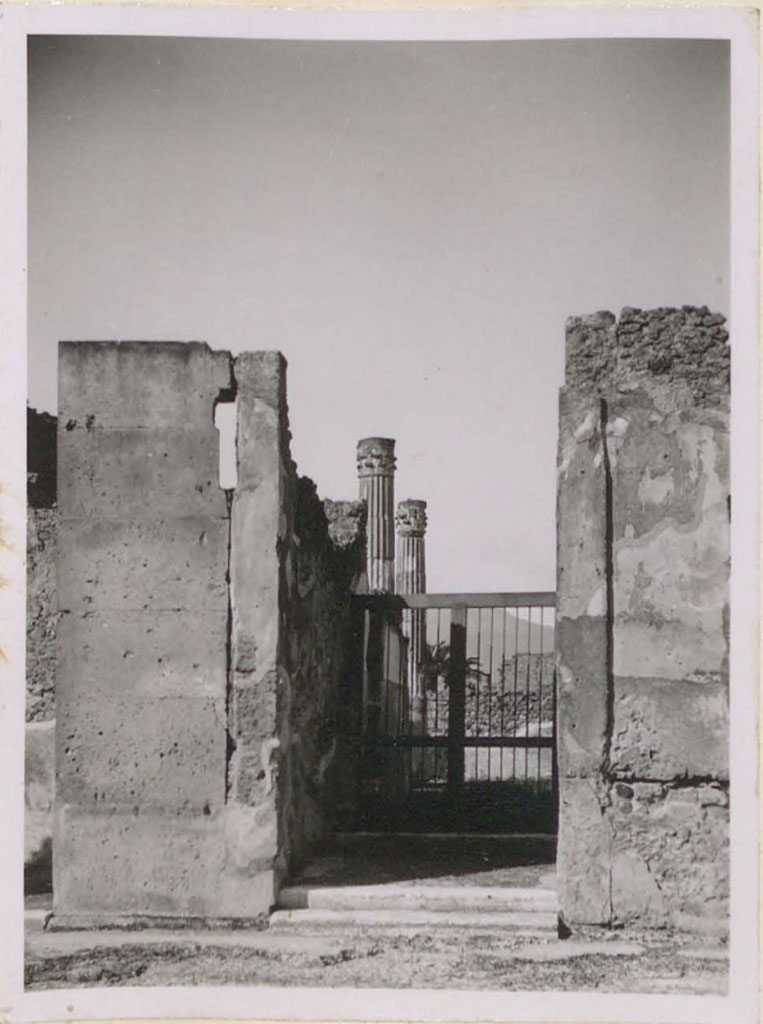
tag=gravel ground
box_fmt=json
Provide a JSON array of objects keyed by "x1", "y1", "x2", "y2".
[
  {"x1": 25, "y1": 837, "x2": 727, "y2": 994},
  {"x1": 26, "y1": 923, "x2": 727, "y2": 993}
]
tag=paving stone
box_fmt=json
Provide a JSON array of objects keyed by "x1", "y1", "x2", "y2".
[
  {"x1": 277, "y1": 883, "x2": 557, "y2": 913},
  {"x1": 269, "y1": 908, "x2": 558, "y2": 931},
  {"x1": 27, "y1": 920, "x2": 342, "y2": 958}
]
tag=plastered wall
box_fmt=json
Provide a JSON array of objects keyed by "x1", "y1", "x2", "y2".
[
  {"x1": 53, "y1": 342, "x2": 361, "y2": 924},
  {"x1": 556, "y1": 307, "x2": 730, "y2": 933}
]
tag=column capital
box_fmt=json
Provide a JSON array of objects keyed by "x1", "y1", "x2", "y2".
[
  {"x1": 357, "y1": 437, "x2": 396, "y2": 478},
  {"x1": 396, "y1": 499, "x2": 427, "y2": 538}
]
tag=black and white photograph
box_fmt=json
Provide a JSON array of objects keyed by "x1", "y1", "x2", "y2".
[{"x1": 0, "y1": 4, "x2": 758, "y2": 1023}]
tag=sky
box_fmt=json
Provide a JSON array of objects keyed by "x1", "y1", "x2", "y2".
[{"x1": 27, "y1": 36, "x2": 729, "y2": 592}]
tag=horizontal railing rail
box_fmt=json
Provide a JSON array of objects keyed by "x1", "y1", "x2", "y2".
[
  {"x1": 361, "y1": 735, "x2": 554, "y2": 749},
  {"x1": 354, "y1": 591, "x2": 556, "y2": 609}
]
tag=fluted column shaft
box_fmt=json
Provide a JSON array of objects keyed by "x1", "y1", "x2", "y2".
[
  {"x1": 396, "y1": 500, "x2": 427, "y2": 728},
  {"x1": 357, "y1": 438, "x2": 396, "y2": 593},
  {"x1": 395, "y1": 535, "x2": 426, "y2": 595}
]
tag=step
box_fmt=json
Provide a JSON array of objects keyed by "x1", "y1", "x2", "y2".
[
  {"x1": 277, "y1": 884, "x2": 557, "y2": 914},
  {"x1": 269, "y1": 908, "x2": 558, "y2": 932}
]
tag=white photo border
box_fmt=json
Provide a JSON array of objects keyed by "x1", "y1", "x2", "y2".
[{"x1": 0, "y1": 5, "x2": 758, "y2": 1023}]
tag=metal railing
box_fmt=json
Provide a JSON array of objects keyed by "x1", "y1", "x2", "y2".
[{"x1": 356, "y1": 592, "x2": 556, "y2": 797}]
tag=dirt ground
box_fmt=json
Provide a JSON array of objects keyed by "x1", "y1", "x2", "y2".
[
  {"x1": 26, "y1": 902, "x2": 727, "y2": 994},
  {"x1": 25, "y1": 836, "x2": 727, "y2": 994},
  {"x1": 25, "y1": 924, "x2": 727, "y2": 993}
]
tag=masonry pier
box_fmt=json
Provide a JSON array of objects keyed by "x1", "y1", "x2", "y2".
[
  {"x1": 555, "y1": 306, "x2": 730, "y2": 934},
  {"x1": 52, "y1": 342, "x2": 364, "y2": 925}
]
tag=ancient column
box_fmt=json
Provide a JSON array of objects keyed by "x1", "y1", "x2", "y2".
[
  {"x1": 395, "y1": 499, "x2": 427, "y2": 596},
  {"x1": 396, "y1": 499, "x2": 428, "y2": 777},
  {"x1": 356, "y1": 437, "x2": 396, "y2": 594}
]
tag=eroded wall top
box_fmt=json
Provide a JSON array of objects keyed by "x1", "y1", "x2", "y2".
[{"x1": 565, "y1": 306, "x2": 729, "y2": 404}]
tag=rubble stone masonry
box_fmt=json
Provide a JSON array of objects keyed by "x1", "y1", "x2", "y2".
[
  {"x1": 26, "y1": 409, "x2": 58, "y2": 887},
  {"x1": 556, "y1": 307, "x2": 729, "y2": 933}
]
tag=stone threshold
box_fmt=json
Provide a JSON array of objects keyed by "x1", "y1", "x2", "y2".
[{"x1": 45, "y1": 913, "x2": 268, "y2": 932}]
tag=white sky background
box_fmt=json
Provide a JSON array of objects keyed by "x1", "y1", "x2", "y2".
[{"x1": 27, "y1": 37, "x2": 729, "y2": 592}]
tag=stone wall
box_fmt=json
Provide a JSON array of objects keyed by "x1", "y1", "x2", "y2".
[
  {"x1": 27, "y1": 507, "x2": 57, "y2": 723},
  {"x1": 279, "y1": 478, "x2": 366, "y2": 866},
  {"x1": 26, "y1": 408, "x2": 59, "y2": 890},
  {"x1": 556, "y1": 307, "x2": 729, "y2": 934},
  {"x1": 53, "y1": 342, "x2": 361, "y2": 924},
  {"x1": 54, "y1": 342, "x2": 233, "y2": 923},
  {"x1": 226, "y1": 351, "x2": 365, "y2": 898},
  {"x1": 27, "y1": 407, "x2": 58, "y2": 723}
]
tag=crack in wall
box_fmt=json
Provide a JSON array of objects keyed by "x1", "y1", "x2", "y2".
[
  {"x1": 224, "y1": 486, "x2": 236, "y2": 800},
  {"x1": 600, "y1": 398, "x2": 616, "y2": 777},
  {"x1": 215, "y1": 355, "x2": 238, "y2": 802},
  {"x1": 614, "y1": 775, "x2": 729, "y2": 788}
]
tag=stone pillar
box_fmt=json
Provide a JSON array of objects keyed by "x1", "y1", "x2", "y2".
[
  {"x1": 556, "y1": 306, "x2": 730, "y2": 934},
  {"x1": 395, "y1": 499, "x2": 427, "y2": 595},
  {"x1": 53, "y1": 342, "x2": 233, "y2": 925},
  {"x1": 52, "y1": 341, "x2": 368, "y2": 925},
  {"x1": 226, "y1": 351, "x2": 291, "y2": 914},
  {"x1": 395, "y1": 500, "x2": 428, "y2": 780},
  {"x1": 395, "y1": 498, "x2": 427, "y2": 683},
  {"x1": 356, "y1": 437, "x2": 396, "y2": 594}
]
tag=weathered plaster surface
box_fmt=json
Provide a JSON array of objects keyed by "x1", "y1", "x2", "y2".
[
  {"x1": 53, "y1": 341, "x2": 362, "y2": 924},
  {"x1": 556, "y1": 307, "x2": 729, "y2": 933},
  {"x1": 54, "y1": 342, "x2": 232, "y2": 923}
]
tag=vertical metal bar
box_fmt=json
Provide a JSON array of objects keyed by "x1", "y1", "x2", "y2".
[
  {"x1": 474, "y1": 607, "x2": 481, "y2": 782},
  {"x1": 500, "y1": 607, "x2": 507, "y2": 781},
  {"x1": 447, "y1": 606, "x2": 467, "y2": 793},
  {"x1": 538, "y1": 605, "x2": 544, "y2": 786},
  {"x1": 435, "y1": 608, "x2": 441, "y2": 782},
  {"x1": 512, "y1": 610, "x2": 519, "y2": 780},
  {"x1": 487, "y1": 607, "x2": 494, "y2": 782},
  {"x1": 525, "y1": 606, "x2": 532, "y2": 781}
]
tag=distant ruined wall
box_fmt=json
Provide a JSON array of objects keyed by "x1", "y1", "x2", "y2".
[
  {"x1": 27, "y1": 407, "x2": 58, "y2": 722},
  {"x1": 556, "y1": 307, "x2": 729, "y2": 933},
  {"x1": 54, "y1": 342, "x2": 360, "y2": 925},
  {"x1": 26, "y1": 409, "x2": 58, "y2": 890},
  {"x1": 26, "y1": 509, "x2": 57, "y2": 888},
  {"x1": 27, "y1": 508, "x2": 57, "y2": 723}
]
